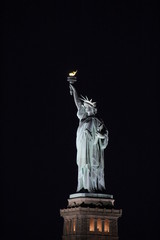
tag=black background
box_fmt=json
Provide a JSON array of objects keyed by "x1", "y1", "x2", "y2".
[{"x1": 1, "y1": 0, "x2": 159, "y2": 239}]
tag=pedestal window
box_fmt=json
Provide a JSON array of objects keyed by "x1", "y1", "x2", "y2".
[
  {"x1": 72, "y1": 219, "x2": 76, "y2": 232},
  {"x1": 97, "y1": 219, "x2": 102, "y2": 232},
  {"x1": 104, "y1": 219, "x2": 109, "y2": 232},
  {"x1": 89, "y1": 218, "x2": 94, "y2": 231}
]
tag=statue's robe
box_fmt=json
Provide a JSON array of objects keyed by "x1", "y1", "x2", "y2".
[{"x1": 76, "y1": 105, "x2": 108, "y2": 192}]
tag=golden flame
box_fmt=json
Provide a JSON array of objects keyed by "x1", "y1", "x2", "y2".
[{"x1": 69, "y1": 70, "x2": 77, "y2": 76}]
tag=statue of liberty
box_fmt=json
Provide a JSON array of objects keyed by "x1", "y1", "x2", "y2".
[{"x1": 69, "y1": 84, "x2": 109, "y2": 193}]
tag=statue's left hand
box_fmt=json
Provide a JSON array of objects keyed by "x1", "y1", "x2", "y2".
[{"x1": 97, "y1": 123, "x2": 104, "y2": 132}]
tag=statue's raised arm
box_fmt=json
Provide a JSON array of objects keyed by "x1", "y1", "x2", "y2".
[{"x1": 69, "y1": 84, "x2": 81, "y2": 109}]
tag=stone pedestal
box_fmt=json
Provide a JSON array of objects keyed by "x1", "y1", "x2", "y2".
[{"x1": 60, "y1": 193, "x2": 122, "y2": 240}]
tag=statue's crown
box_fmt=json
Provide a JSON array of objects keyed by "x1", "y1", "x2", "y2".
[{"x1": 80, "y1": 95, "x2": 96, "y2": 108}]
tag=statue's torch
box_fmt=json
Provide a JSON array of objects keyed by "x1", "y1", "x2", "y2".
[{"x1": 67, "y1": 70, "x2": 77, "y2": 95}]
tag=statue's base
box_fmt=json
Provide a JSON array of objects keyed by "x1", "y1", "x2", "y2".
[
  {"x1": 60, "y1": 192, "x2": 122, "y2": 240},
  {"x1": 68, "y1": 192, "x2": 114, "y2": 208}
]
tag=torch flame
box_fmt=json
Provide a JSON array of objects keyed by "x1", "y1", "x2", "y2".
[{"x1": 69, "y1": 70, "x2": 77, "y2": 77}]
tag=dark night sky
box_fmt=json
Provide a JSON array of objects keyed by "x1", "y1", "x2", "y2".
[{"x1": 1, "y1": 0, "x2": 159, "y2": 240}]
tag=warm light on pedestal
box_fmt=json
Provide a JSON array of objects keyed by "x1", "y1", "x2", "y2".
[
  {"x1": 104, "y1": 219, "x2": 109, "y2": 232},
  {"x1": 97, "y1": 219, "x2": 102, "y2": 232},
  {"x1": 89, "y1": 218, "x2": 94, "y2": 231}
]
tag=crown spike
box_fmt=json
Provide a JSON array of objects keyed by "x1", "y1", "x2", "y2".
[{"x1": 79, "y1": 95, "x2": 96, "y2": 108}]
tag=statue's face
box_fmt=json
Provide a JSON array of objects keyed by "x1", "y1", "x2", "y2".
[{"x1": 84, "y1": 103, "x2": 95, "y2": 115}]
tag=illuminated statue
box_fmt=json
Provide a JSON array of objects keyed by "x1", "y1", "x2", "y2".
[{"x1": 70, "y1": 84, "x2": 109, "y2": 193}]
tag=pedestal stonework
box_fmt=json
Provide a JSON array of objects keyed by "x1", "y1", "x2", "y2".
[{"x1": 60, "y1": 193, "x2": 122, "y2": 240}]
